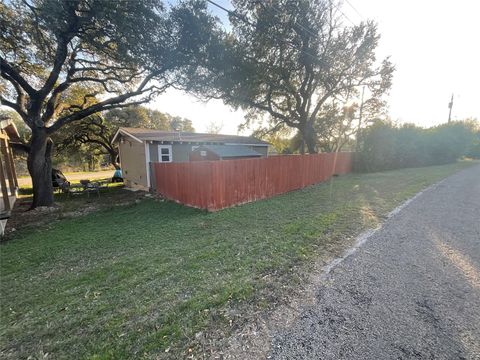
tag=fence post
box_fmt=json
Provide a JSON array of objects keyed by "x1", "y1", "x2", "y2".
[{"x1": 151, "y1": 153, "x2": 352, "y2": 210}]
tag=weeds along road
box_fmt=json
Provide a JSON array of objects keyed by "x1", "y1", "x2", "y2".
[{"x1": 270, "y1": 164, "x2": 480, "y2": 360}]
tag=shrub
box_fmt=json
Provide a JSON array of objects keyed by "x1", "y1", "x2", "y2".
[{"x1": 355, "y1": 119, "x2": 478, "y2": 172}]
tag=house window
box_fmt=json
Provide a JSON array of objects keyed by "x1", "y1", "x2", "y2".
[{"x1": 158, "y1": 145, "x2": 172, "y2": 163}]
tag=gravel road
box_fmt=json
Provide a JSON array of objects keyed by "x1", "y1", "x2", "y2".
[{"x1": 270, "y1": 164, "x2": 480, "y2": 359}]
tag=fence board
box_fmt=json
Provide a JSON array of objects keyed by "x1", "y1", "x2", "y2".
[{"x1": 153, "y1": 152, "x2": 353, "y2": 211}]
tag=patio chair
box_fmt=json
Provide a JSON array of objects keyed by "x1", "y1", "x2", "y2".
[
  {"x1": 80, "y1": 180, "x2": 100, "y2": 198},
  {"x1": 59, "y1": 181, "x2": 71, "y2": 194}
]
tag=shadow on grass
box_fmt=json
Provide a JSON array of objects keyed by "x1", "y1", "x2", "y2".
[{"x1": 1, "y1": 161, "x2": 477, "y2": 359}]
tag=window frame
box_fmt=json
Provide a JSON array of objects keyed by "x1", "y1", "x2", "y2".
[{"x1": 157, "y1": 145, "x2": 173, "y2": 163}]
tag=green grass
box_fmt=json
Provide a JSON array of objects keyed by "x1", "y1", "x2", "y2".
[
  {"x1": 0, "y1": 161, "x2": 476, "y2": 359},
  {"x1": 18, "y1": 170, "x2": 115, "y2": 179}
]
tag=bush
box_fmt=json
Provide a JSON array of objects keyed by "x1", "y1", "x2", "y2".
[{"x1": 355, "y1": 119, "x2": 479, "y2": 172}]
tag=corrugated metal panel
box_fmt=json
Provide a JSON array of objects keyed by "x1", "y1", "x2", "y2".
[{"x1": 192, "y1": 145, "x2": 262, "y2": 159}]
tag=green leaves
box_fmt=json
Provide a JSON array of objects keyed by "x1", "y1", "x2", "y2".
[
  {"x1": 1, "y1": 0, "x2": 220, "y2": 127},
  {"x1": 197, "y1": 0, "x2": 394, "y2": 153},
  {"x1": 355, "y1": 119, "x2": 479, "y2": 172}
]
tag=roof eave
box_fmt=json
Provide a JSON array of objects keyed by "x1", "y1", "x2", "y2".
[{"x1": 112, "y1": 128, "x2": 143, "y2": 144}]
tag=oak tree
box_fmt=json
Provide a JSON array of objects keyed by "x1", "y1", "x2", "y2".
[
  {"x1": 56, "y1": 107, "x2": 195, "y2": 169},
  {"x1": 1, "y1": 0, "x2": 215, "y2": 207},
  {"x1": 199, "y1": 0, "x2": 394, "y2": 153}
]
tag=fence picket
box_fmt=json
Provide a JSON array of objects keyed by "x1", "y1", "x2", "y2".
[{"x1": 153, "y1": 153, "x2": 353, "y2": 211}]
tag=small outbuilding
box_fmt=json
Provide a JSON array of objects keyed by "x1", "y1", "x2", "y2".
[
  {"x1": 113, "y1": 127, "x2": 270, "y2": 190},
  {"x1": 189, "y1": 145, "x2": 263, "y2": 161}
]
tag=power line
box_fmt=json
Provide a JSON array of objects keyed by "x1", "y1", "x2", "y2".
[
  {"x1": 267, "y1": 3, "x2": 320, "y2": 40},
  {"x1": 344, "y1": 0, "x2": 364, "y2": 21},
  {"x1": 206, "y1": 0, "x2": 358, "y2": 63},
  {"x1": 332, "y1": 2, "x2": 356, "y2": 26},
  {"x1": 206, "y1": 0, "x2": 255, "y2": 27},
  {"x1": 206, "y1": 0, "x2": 323, "y2": 62},
  {"x1": 266, "y1": 0, "x2": 358, "y2": 31}
]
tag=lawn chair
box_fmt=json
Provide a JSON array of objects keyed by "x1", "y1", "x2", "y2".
[
  {"x1": 80, "y1": 180, "x2": 100, "y2": 198},
  {"x1": 59, "y1": 181, "x2": 71, "y2": 194}
]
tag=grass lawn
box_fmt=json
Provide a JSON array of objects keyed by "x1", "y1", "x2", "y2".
[
  {"x1": 0, "y1": 161, "x2": 476, "y2": 359},
  {"x1": 17, "y1": 170, "x2": 115, "y2": 187}
]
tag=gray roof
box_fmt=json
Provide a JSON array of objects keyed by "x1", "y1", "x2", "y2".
[
  {"x1": 197, "y1": 145, "x2": 262, "y2": 158},
  {"x1": 115, "y1": 127, "x2": 269, "y2": 146}
]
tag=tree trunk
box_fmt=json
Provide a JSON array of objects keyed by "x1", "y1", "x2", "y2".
[
  {"x1": 27, "y1": 128, "x2": 54, "y2": 208},
  {"x1": 108, "y1": 149, "x2": 121, "y2": 170},
  {"x1": 301, "y1": 122, "x2": 318, "y2": 154},
  {"x1": 305, "y1": 135, "x2": 317, "y2": 154}
]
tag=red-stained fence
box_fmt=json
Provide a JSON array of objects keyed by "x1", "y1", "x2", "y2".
[{"x1": 153, "y1": 152, "x2": 353, "y2": 211}]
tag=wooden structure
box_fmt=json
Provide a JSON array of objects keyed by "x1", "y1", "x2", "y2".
[
  {"x1": 114, "y1": 127, "x2": 269, "y2": 190},
  {"x1": 153, "y1": 152, "x2": 353, "y2": 211},
  {"x1": 0, "y1": 119, "x2": 20, "y2": 234}
]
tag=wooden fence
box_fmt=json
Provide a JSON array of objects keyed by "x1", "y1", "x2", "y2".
[{"x1": 153, "y1": 152, "x2": 353, "y2": 211}]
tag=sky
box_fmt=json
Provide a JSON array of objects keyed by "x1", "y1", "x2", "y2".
[{"x1": 152, "y1": 0, "x2": 480, "y2": 135}]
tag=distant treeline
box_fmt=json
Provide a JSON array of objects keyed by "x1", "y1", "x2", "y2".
[{"x1": 355, "y1": 120, "x2": 480, "y2": 172}]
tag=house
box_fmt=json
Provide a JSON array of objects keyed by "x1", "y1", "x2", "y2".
[
  {"x1": 0, "y1": 118, "x2": 20, "y2": 235},
  {"x1": 113, "y1": 127, "x2": 270, "y2": 190}
]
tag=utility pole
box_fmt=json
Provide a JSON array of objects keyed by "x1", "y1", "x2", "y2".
[
  {"x1": 358, "y1": 86, "x2": 365, "y2": 126},
  {"x1": 448, "y1": 93, "x2": 454, "y2": 123}
]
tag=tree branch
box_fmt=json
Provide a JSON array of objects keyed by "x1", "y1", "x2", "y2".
[
  {"x1": 47, "y1": 69, "x2": 168, "y2": 134},
  {"x1": 1, "y1": 73, "x2": 28, "y2": 120},
  {"x1": 0, "y1": 57, "x2": 37, "y2": 96},
  {"x1": 0, "y1": 96, "x2": 24, "y2": 117},
  {"x1": 39, "y1": 3, "x2": 80, "y2": 98}
]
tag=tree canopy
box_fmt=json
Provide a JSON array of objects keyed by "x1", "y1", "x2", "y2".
[
  {"x1": 55, "y1": 107, "x2": 195, "y2": 169},
  {"x1": 0, "y1": 0, "x2": 217, "y2": 207},
  {"x1": 197, "y1": 0, "x2": 394, "y2": 153}
]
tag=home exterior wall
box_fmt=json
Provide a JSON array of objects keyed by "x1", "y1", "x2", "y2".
[
  {"x1": 189, "y1": 148, "x2": 220, "y2": 161},
  {"x1": 148, "y1": 142, "x2": 192, "y2": 163},
  {"x1": 122, "y1": 139, "x2": 269, "y2": 191},
  {"x1": 118, "y1": 138, "x2": 148, "y2": 189},
  {"x1": 147, "y1": 142, "x2": 193, "y2": 188},
  {"x1": 172, "y1": 144, "x2": 192, "y2": 162}
]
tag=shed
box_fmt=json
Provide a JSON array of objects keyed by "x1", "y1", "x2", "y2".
[
  {"x1": 190, "y1": 145, "x2": 262, "y2": 161},
  {"x1": 113, "y1": 127, "x2": 270, "y2": 190}
]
